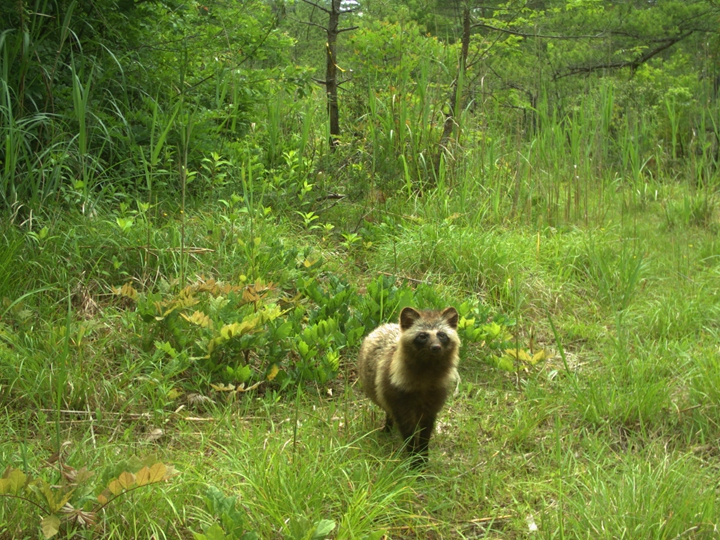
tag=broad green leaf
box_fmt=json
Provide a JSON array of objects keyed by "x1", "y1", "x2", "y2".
[
  {"x1": 41, "y1": 514, "x2": 61, "y2": 539},
  {"x1": 274, "y1": 321, "x2": 293, "y2": 339},
  {"x1": 196, "y1": 523, "x2": 227, "y2": 540},
  {"x1": 234, "y1": 364, "x2": 252, "y2": 383},
  {"x1": 312, "y1": 519, "x2": 336, "y2": 539},
  {"x1": 0, "y1": 467, "x2": 26, "y2": 494},
  {"x1": 326, "y1": 350, "x2": 340, "y2": 371},
  {"x1": 128, "y1": 456, "x2": 145, "y2": 471},
  {"x1": 484, "y1": 322, "x2": 503, "y2": 337},
  {"x1": 116, "y1": 217, "x2": 134, "y2": 232}
]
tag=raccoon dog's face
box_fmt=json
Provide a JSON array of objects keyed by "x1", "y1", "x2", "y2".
[{"x1": 399, "y1": 306, "x2": 460, "y2": 357}]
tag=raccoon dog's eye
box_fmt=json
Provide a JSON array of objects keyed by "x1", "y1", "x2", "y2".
[
  {"x1": 415, "y1": 332, "x2": 429, "y2": 343},
  {"x1": 437, "y1": 331, "x2": 448, "y2": 343}
]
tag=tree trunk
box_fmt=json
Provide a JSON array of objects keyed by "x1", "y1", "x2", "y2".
[
  {"x1": 438, "y1": 5, "x2": 471, "y2": 172},
  {"x1": 326, "y1": 0, "x2": 341, "y2": 149}
]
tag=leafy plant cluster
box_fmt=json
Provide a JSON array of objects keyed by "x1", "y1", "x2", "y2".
[
  {"x1": 194, "y1": 486, "x2": 336, "y2": 540},
  {"x1": 192, "y1": 486, "x2": 261, "y2": 540},
  {"x1": 0, "y1": 450, "x2": 175, "y2": 539},
  {"x1": 116, "y1": 272, "x2": 515, "y2": 394}
]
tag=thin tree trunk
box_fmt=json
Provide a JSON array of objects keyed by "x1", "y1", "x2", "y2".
[
  {"x1": 301, "y1": 0, "x2": 356, "y2": 150},
  {"x1": 326, "y1": 0, "x2": 341, "y2": 149},
  {"x1": 438, "y1": 5, "x2": 471, "y2": 172}
]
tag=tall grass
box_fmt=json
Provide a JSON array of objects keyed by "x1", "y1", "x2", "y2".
[{"x1": 560, "y1": 451, "x2": 718, "y2": 538}]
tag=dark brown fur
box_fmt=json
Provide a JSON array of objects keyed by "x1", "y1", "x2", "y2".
[{"x1": 357, "y1": 306, "x2": 461, "y2": 466}]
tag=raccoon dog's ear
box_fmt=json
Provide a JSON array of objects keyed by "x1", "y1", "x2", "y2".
[
  {"x1": 441, "y1": 307, "x2": 459, "y2": 329},
  {"x1": 399, "y1": 307, "x2": 422, "y2": 330}
]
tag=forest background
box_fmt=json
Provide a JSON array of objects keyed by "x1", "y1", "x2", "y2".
[{"x1": 1, "y1": 0, "x2": 720, "y2": 538}]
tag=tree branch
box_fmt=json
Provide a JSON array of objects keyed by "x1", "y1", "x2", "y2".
[
  {"x1": 554, "y1": 31, "x2": 695, "y2": 80},
  {"x1": 300, "y1": 0, "x2": 330, "y2": 14},
  {"x1": 184, "y1": 18, "x2": 276, "y2": 92},
  {"x1": 337, "y1": 26, "x2": 358, "y2": 34},
  {"x1": 297, "y1": 18, "x2": 329, "y2": 32},
  {"x1": 472, "y1": 22, "x2": 606, "y2": 40}
]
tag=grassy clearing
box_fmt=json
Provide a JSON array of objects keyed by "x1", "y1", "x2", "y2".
[
  {"x1": 2, "y1": 77, "x2": 720, "y2": 538},
  {"x1": 2, "y1": 172, "x2": 720, "y2": 539}
]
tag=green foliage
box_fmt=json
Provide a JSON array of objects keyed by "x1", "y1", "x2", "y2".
[
  {"x1": 355, "y1": 274, "x2": 416, "y2": 330},
  {"x1": 0, "y1": 452, "x2": 176, "y2": 538},
  {"x1": 194, "y1": 486, "x2": 259, "y2": 540},
  {"x1": 0, "y1": 0, "x2": 306, "y2": 210},
  {"x1": 114, "y1": 268, "x2": 513, "y2": 394},
  {"x1": 120, "y1": 278, "x2": 303, "y2": 389},
  {"x1": 349, "y1": 19, "x2": 448, "y2": 93}
]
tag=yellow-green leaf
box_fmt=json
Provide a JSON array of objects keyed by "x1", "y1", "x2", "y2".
[
  {"x1": 36, "y1": 480, "x2": 74, "y2": 513},
  {"x1": 266, "y1": 364, "x2": 279, "y2": 381},
  {"x1": 458, "y1": 316, "x2": 475, "y2": 330},
  {"x1": 219, "y1": 320, "x2": 256, "y2": 340},
  {"x1": 117, "y1": 471, "x2": 135, "y2": 490},
  {"x1": 180, "y1": 310, "x2": 213, "y2": 328},
  {"x1": 41, "y1": 514, "x2": 61, "y2": 539},
  {"x1": 75, "y1": 467, "x2": 94, "y2": 484},
  {"x1": 497, "y1": 356, "x2": 515, "y2": 372},
  {"x1": 97, "y1": 489, "x2": 110, "y2": 505},
  {"x1": 136, "y1": 462, "x2": 167, "y2": 486},
  {"x1": 211, "y1": 383, "x2": 235, "y2": 392},
  {"x1": 0, "y1": 467, "x2": 26, "y2": 494},
  {"x1": 505, "y1": 348, "x2": 531, "y2": 362},
  {"x1": 112, "y1": 283, "x2": 138, "y2": 301},
  {"x1": 107, "y1": 479, "x2": 123, "y2": 495},
  {"x1": 530, "y1": 349, "x2": 551, "y2": 365},
  {"x1": 40, "y1": 485, "x2": 74, "y2": 514}
]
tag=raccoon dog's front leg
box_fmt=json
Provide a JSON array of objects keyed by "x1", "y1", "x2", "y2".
[
  {"x1": 414, "y1": 415, "x2": 436, "y2": 466},
  {"x1": 397, "y1": 414, "x2": 436, "y2": 468},
  {"x1": 383, "y1": 413, "x2": 394, "y2": 432}
]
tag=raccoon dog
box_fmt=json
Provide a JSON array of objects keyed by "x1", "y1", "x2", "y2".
[{"x1": 357, "y1": 306, "x2": 461, "y2": 466}]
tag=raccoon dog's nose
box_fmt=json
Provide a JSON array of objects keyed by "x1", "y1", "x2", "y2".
[{"x1": 431, "y1": 343, "x2": 442, "y2": 352}]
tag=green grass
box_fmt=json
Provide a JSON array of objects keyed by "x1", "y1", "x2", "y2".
[{"x1": 2, "y1": 90, "x2": 720, "y2": 537}]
